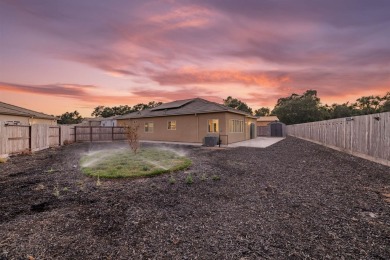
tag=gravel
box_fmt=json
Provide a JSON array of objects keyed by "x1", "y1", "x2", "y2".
[{"x1": 0, "y1": 137, "x2": 389, "y2": 259}]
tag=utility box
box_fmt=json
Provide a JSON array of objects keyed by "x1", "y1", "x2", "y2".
[{"x1": 204, "y1": 136, "x2": 219, "y2": 147}]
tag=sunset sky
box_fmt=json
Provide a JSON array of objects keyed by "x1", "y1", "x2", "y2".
[{"x1": 1, "y1": 0, "x2": 389, "y2": 116}]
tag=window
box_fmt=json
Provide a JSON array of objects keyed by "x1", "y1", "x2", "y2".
[
  {"x1": 229, "y1": 119, "x2": 244, "y2": 133},
  {"x1": 167, "y1": 120, "x2": 176, "y2": 130},
  {"x1": 144, "y1": 122, "x2": 154, "y2": 133},
  {"x1": 207, "y1": 119, "x2": 219, "y2": 133}
]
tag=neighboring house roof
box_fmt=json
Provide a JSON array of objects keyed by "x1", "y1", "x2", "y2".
[
  {"x1": 101, "y1": 116, "x2": 118, "y2": 120},
  {"x1": 83, "y1": 117, "x2": 103, "y2": 122},
  {"x1": 0, "y1": 101, "x2": 57, "y2": 120},
  {"x1": 257, "y1": 116, "x2": 279, "y2": 122},
  {"x1": 117, "y1": 98, "x2": 257, "y2": 119},
  {"x1": 83, "y1": 116, "x2": 118, "y2": 122}
]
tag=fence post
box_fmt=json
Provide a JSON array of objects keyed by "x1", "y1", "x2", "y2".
[
  {"x1": 29, "y1": 125, "x2": 32, "y2": 151},
  {"x1": 74, "y1": 126, "x2": 77, "y2": 142},
  {"x1": 112, "y1": 127, "x2": 114, "y2": 141},
  {"x1": 58, "y1": 126, "x2": 61, "y2": 146},
  {"x1": 90, "y1": 126, "x2": 92, "y2": 142}
]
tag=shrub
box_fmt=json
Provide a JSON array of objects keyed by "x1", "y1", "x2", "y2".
[
  {"x1": 212, "y1": 175, "x2": 221, "y2": 181},
  {"x1": 125, "y1": 123, "x2": 140, "y2": 154},
  {"x1": 169, "y1": 175, "x2": 176, "y2": 184},
  {"x1": 186, "y1": 173, "x2": 193, "y2": 184}
]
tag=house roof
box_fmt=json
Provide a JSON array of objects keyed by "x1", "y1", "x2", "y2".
[
  {"x1": 0, "y1": 101, "x2": 57, "y2": 120},
  {"x1": 117, "y1": 98, "x2": 256, "y2": 119},
  {"x1": 257, "y1": 116, "x2": 279, "y2": 122}
]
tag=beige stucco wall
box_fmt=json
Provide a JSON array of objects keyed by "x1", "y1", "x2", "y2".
[
  {"x1": 117, "y1": 112, "x2": 256, "y2": 144},
  {"x1": 0, "y1": 114, "x2": 30, "y2": 124},
  {"x1": 118, "y1": 114, "x2": 200, "y2": 143},
  {"x1": 0, "y1": 115, "x2": 57, "y2": 125},
  {"x1": 30, "y1": 118, "x2": 57, "y2": 125},
  {"x1": 225, "y1": 113, "x2": 247, "y2": 143}
]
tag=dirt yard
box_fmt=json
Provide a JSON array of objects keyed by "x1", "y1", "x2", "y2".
[{"x1": 1, "y1": 137, "x2": 389, "y2": 259}]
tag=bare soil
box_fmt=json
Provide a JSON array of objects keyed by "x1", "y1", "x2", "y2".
[{"x1": 1, "y1": 137, "x2": 390, "y2": 259}]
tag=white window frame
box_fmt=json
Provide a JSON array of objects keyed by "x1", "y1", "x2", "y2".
[
  {"x1": 144, "y1": 122, "x2": 154, "y2": 133},
  {"x1": 167, "y1": 120, "x2": 176, "y2": 130},
  {"x1": 207, "y1": 119, "x2": 219, "y2": 133},
  {"x1": 229, "y1": 119, "x2": 244, "y2": 133}
]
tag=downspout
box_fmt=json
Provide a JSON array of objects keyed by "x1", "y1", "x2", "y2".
[{"x1": 195, "y1": 114, "x2": 199, "y2": 142}]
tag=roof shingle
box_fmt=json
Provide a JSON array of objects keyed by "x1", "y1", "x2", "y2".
[
  {"x1": 0, "y1": 101, "x2": 57, "y2": 120},
  {"x1": 117, "y1": 98, "x2": 256, "y2": 119}
]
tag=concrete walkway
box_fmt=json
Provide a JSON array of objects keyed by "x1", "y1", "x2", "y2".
[
  {"x1": 140, "y1": 137, "x2": 285, "y2": 148},
  {"x1": 140, "y1": 140, "x2": 203, "y2": 146},
  {"x1": 229, "y1": 137, "x2": 285, "y2": 148}
]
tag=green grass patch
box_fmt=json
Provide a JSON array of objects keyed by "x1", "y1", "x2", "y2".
[{"x1": 80, "y1": 148, "x2": 191, "y2": 179}]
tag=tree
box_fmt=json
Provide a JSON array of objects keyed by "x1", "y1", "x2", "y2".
[
  {"x1": 272, "y1": 90, "x2": 325, "y2": 125},
  {"x1": 355, "y1": 95, "x2": 382, "y2": 114},
  {"x1": 254, "y1": 107, "x2": 270, "y2": 116},
  {"x1": 91, "y1": 102, "x2": 162, "y2": 117},
  {"x1": 382, "y1": 100, "x2": 390, "y2": 112},
  {"x1": 58, "y1": 111, "x2": 83, "y2": 124},
  {"x1": 125, "y1": 123, "x2": 140, "y2": 154},
  {"x1": 91, "y1": 105, "x2": 133, "y2": 117},
  {"x1": 223, "y1": 96, "x2": 253, "y2": 114}
]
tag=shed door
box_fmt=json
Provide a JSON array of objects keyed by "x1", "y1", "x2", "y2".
[
  {"x1": 250, "y1": 123, "x2": 256, "y2": 139},
  {"x1": 270, "y1": 123, "x2": 283, "y2": 137}
]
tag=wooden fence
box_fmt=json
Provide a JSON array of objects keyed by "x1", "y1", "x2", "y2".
[
  {"x1": 0, "y1": 123, "x2": 129, "y2": 158},
  {"x1": 74, "y1": 126, "x2": 127, "y2": 142},
  {"x1": 286, "y1": 112, "x2": 390, "y2": 166}
]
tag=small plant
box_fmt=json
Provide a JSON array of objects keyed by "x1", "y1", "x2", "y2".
[
  {"x1": 200, "y1": 173, "x2": 207, "y2": 181},
  {"x1": 63, "y1": 187, "x2": 69, "y2": 192},
  {"x1": 212, "y1": 175, "x2": 221, "y2": 181},
  {"x1": 185, "y1": 173, "x2": 193, "y2": 184},
  {"x1": 96, "y1": 175, "x2": 101, "y2": 186},
  {"x1": 34, "y1": 184, "x2": 45, "y2": 191},
  {"x1": 169, "y1": 175, "x2": 176, "y2": 184},
  {"x1": 45, "y1": 167, "x2": 55, "y2": 174},
  {"x1": 142, "y1": 165, "x2": 150, "y2": 171},
  {"x1": 53, "y1": 184, "x2": 60, "y2": 197},
  {"x1": 0, "y1": 157, "x2": 7, "y2": 163}
]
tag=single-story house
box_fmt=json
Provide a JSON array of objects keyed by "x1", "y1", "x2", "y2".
[
  {"x1": 116, "y1": 98, "x2": 257, "y2": 145},
  {"x1": 101, "y1": 116, "x2": 118, "y2": 127},
  {"x1": 80, "y1": 117, "x2": 103, "y2": 126},
  {"x1": 256, "y1": 115, "x2": 279, "y2": 126},
  {"x1": 81, "y1": 116, "x2": 118, "y2": 127},
  {"x1": 0, "y1": 101, "x2": 57, "y2": 125}
]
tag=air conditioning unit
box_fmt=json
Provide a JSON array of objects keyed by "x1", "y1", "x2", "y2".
[{"x1": 204, "y1": 136, "x2": 219, "y2": 147}]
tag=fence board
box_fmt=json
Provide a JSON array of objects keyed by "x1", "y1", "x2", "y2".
[
  {"x1": 31, "y1": 124, "x2": 49, "y2": 152},
  {"x1": 0, "y1": 123, "x2": 130, "y2": 157},
  {"x1": 0, "y1": 122, "x2": 8, "y2": 157},
  {"x1": 286, "y1": 112, "x2": 390, "y2": 166},
  {"x1": 6, "y1": 125, "x2": 30, "y2": 154},
  {"x1": 49, "y1": 126, "x2": 60, "y2": 147}
]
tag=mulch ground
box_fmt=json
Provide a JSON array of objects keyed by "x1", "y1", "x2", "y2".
[{"x1": 0, "y1": 137, "x2": 389, "y2": 259}]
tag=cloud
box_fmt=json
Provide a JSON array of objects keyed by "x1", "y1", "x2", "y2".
[
  {"x1": 1, "y1": 0, "x2": 390, "y2": 111},
  {"x1": 0, "y1": 82, "x2": 96, "y2": 97},
  {"x1": 152, "y1": 69, "x2": 290, "y2": 87}
]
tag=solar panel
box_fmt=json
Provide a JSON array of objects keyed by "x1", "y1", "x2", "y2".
[{"x1": 150, "y1": 99, "x2": 194, "y2": 111}]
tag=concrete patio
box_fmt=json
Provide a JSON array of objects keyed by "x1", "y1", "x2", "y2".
[
  {"x1": 229, "y1": 137, "x2": 285, "y2": 148},
  {"x1": 140, "y1": 137, "x2": 285, "y2": 148}
]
